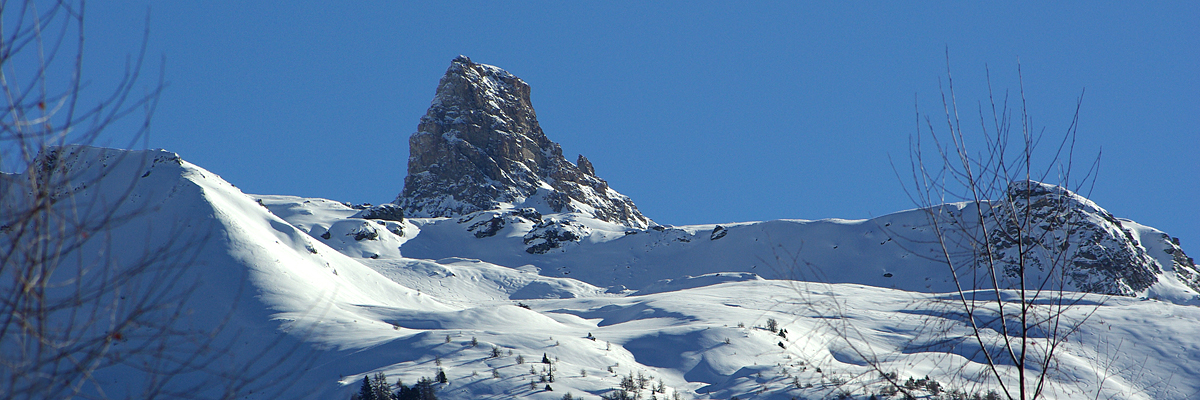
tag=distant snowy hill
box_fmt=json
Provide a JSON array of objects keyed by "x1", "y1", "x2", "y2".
[{"x1": 7, "y1": 56, "x2": 1200, "y2": 400}]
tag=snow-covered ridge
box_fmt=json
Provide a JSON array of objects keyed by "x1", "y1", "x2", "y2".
[
  {"x1": 2, "y1": 146, "x2": 453, "y2": 398},
  {"x1": 374, "y1": 198, "x2": 1199, "y2": 303}
]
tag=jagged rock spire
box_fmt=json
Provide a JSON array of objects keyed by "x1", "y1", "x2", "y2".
[{"x1": 395, "y1": 56, "x2": 651, "y2": 228}]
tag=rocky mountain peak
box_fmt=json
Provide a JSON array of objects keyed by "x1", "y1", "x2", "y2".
[
  {"x1": 982, "y1": 180, "x2": 1188, "y2": 295},
  {"x1": 395, "y1": 56, "x2": 651, "y2": 228}
]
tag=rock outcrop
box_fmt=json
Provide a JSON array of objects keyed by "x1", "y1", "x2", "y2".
[
  {"x1": 1161, "y1": 234, "x2": 1200, "y2": 293},
  {"x1": 981, "y1": 181, "x2": 1165, "y2": 295},
  {"x1": 395, "y1": 56, "x2": 650, "y2": 229},
  {"x1": 351, "y1": 204, "x2": 405, "y2": 222}
]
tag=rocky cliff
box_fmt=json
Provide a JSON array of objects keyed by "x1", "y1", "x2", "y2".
[
  {"x1": 395, "y1": 56, "x2": 650, "y2": 229},
  {"x1": 978, "y1": 181, "x2": 1198, "y2": 296}
]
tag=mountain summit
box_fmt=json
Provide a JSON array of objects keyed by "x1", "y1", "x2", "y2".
[{"x1": 395, "y1": 56, "x2": 650, "y2": 228}]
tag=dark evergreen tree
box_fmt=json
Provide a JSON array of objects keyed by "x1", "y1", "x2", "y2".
[
  {"x1": 418, "y1": 377, "x2": 438, "y2": 400},
  {"x1": 358, "y1": 375, "x2": 375, "y2": 400},
  {"x1": 394, "y1": 381, "x2": 415, "y2": 400},
  {"x1": 435, "y1": 368, "x2": 448, "y2": 384},
  {"x1": 542, "y1": 353, "x2": 551, "y2": 364},
  {"x1": 600, "y1": 389, "x2": 635, "y2": 400},
  {"x1": 395, "y1": 377, "x2": 438, "y2": 400},
  {"x1": 620, "y1": 372, "x2": 638, "y2": 392}
]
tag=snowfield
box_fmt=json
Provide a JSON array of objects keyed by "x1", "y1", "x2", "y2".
[{"x1": 5, "y1": 146, "x2": 1200, "y2": 400}]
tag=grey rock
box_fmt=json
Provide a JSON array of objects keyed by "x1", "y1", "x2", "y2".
[
  {"x1": 980, "y1": 181, "x2": 1161, "y2": 295},
  {"x1": 515, "y1": 208, "x2": 542, "y2": 222},
  {"x1": 351, "y1": 203, "x2": 405, "y2": 222},
  {"x1": 394, "y1": 56, "x2": 650, "y2": 228},
  {"x1": 576, "y1": 155, "x2": 595, "y2": 176},
  {"x1": 460, "y1": 208, "x2": 544, "y2": 239},
  {"x1": 524, "y1": 220, "x2": 590, "y2": 254},
  {"x1": 469, "y1": 215, "x2": 505, "y2": 238},
  {"x1": 710, "y1": 225, "x2": 728, "y2": 240},
  {"x1": 349, "y1": 222, "x2": 379, "y2": 241},
  {"x1": 1162, "y1": 234, "x2": 1200, "y2": 293}
]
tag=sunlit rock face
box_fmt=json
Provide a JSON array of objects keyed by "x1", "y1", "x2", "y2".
[
  {"x1": 396, "y1": 56, "x2": 650, "y2": 229},
  {"x1": 978, "y1": 181, "x2": 1191, "y2": 295}
]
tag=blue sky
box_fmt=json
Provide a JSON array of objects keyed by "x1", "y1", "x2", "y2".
[{"x1": 81, "y1": 2, "x2": 1197, "y2": 255}]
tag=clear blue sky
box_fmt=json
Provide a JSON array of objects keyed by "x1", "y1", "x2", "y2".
[{"x1": 82, "y1": 2, "x2": 1198, "y2": 255}]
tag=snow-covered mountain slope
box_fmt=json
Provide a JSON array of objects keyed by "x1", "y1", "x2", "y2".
[
  {"x1": 323, "y1": 277, "x2": 1200, "y2": 400},
  {"x1": 1121, "y1": 219, "x2": 1200, "y2": 304},
  {"x1": 257, "y1": 195, "x2": 417, "y2": 259},
  {"x1": 262, "y1": 192, "x2": 1199, "y2": 305},
  {"x1": 7, "y1": 145, "x2": 1200, "y2": 399},
  {"x1": 1, "y1": 146, "x2": 452, "y2": 398}
]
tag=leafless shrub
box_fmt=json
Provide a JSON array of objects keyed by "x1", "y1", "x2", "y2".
[
  {"x1": 784, "y1": 53, "x2": 1112, "y2": 400},
  {"x1": 0, "y1": 2, "x2": 314, "y2": 398}
]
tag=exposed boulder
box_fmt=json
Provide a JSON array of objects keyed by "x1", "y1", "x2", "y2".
[
  {"x1": 524, "y1": 220, "x2": 590, "y2": 254},
  {"x1": 351, "y1": 203, "x2": 405, "y2": 222},
  {"x1": 469, "y1": 215, "x2": 506, "y2": 239},
  {"x1": 459, "y1": 208, "x2": 544, "y2": 239},
  {"x1": 349, "y1": 222, "x2": 380, "y2": 241},
  {"x1": 710, "y1": 225, "x2": 728, "y2": 240},
  {"x1": 515, "y1": 208, "x2": 543, "y2": 222}
]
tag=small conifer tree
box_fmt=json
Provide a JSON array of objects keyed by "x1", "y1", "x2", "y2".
[
  {"x1": 373, "y1": 372, "x2": 392, "y2": 400},
  {"x1": 436, "y1": 368, "x2": 448, "y2": 384},
  {"x1": 359, "y1": 375, "x2": 375, "y2": 400},
  {"x1": 416, "y1": 376, "x2": 438, "y2": 400}
]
